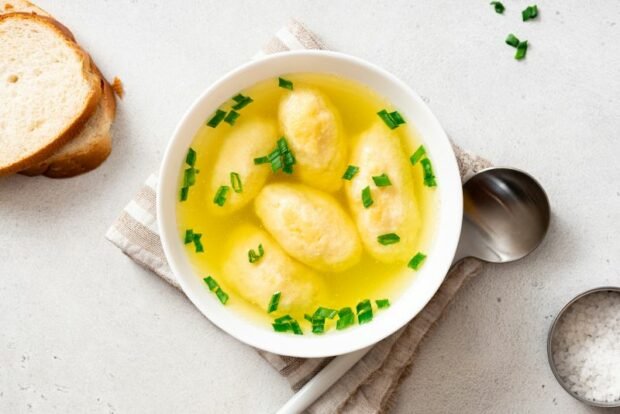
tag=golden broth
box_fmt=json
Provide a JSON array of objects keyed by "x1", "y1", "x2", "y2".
[{"x1": 177, "y1": 73, "x2": 437, "y2": 329}]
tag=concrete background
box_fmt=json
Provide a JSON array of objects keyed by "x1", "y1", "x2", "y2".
[{"x1": 1, "y1": 0, "x2": 619, "y2": 412}]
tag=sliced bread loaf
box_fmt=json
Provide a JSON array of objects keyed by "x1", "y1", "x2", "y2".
[
  {"x1": 0, "y1": 0, "x2": 48, "y2": 16},
  {"x1": 0, "y1": 13, "x2": 101, "y2": 176}
]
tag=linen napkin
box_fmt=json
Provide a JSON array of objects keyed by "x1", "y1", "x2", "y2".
[{"x1": 106, "y1": 20, "x2": 492, "y2": 413}]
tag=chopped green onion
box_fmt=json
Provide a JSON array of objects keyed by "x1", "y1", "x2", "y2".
[
  {"x1": 203, "y1": 276, "x2": 219, "y2": 291},
  {"x1": 215, "y1": 289, "x2": 229, "y2": 304},
  {"x1": 213, "y1": 185, "x2": 229, "y2": 206},
  {"x1": 515, "y1": 41, "x2": 528, "y2": 60},
  {"x1": 185, "y1": 148, "x2": 196, "y2": 166},
  {"x1": 377, "y1": 233, "x2": 400, "y2": 245},
  {"x1": 290, "y1": 320, "x2": 303, "y2": 335},
  {"x1": 274, "y1": 314, "x2": 293, "y2": 323},
  {"x1": 376, "y1": 299, "x2": 391, "y2": 309},
  {"x1": 192, "y1": 233, "x2": 204, "y2": 253},
  {"x1": 372, "y1": 173, "x2": 392, "y2": 187},
  {"x1": 230, "y1": 172, "x2": 243, "y2": 193},
  {"x1": 362, "y1": 186, "x2": 373, "y2": 208},
  {"x1": 490, "y1": 1, "x2": 504, "y2": 14},
  {"x1": 313, "y1": 307, "x2": 338, "y2": 319},
  {"x1": 179, "y1": 187, "x2": 189, "y2": 201},
  {"x1": 505, "y1": 33, "x2": 520, "y2": 48},
  {"x1": 272, "y1": 322, "x2": 290, "y2": 332},
  {"x1": 312, "y1": 318, "x2": 325, "y2": 334},
  {"x1": 278, "y1": 77, "x2": 293, "y2": 90},
  {"x1": 224, "y1": 110, "x2": 240, "y2": 125},
  {"x1": 183, "y1": 168, "x2": 196, "y2": 187},
  {"x1": 408, "y1": 252, "x2": 427, "y2": 270},
  {"x1": 304, "y1": 314, "x2": 313, "y2": 323},
  {"x1": 377, "y1": 109, "x2": 406, "y2": 130},
  {"x1": 420, "y1": 158, "x2": 437, "y2": 187},
  {"x1": 184, "y1": 229, "x2": 194, "y2": 244},
  {"x1": 267, "y1": 291, "x2": 281, "y2": 313},
  {"x1": 253, "y1": 156, "x2": 269, "y2": 165},
  {"x1": 272, "y1": 314, "x2": 303, "y2": 335},
  {"x1": 522, "y1": 5, "x2": 538, "y2": 21},
  {"x1": 356, "y1": 299, "x2": 373, "y2": 325},
  {"x1": 248, "y1": 243, "x2": 264, "y2": 263},
  {"x1": 231, "y1": 94, "x2": 253, "y2": 110},
  {"x1": 336, "y1": 307, "x2": 355, "y2": 330},
  {"x1": 207, "y1": 109, "x2": 227, "y2": 128},
  {"x1": 342, "y1": 165, "x2": 359, "y2": 180},
  {"x1": 389, "y1": 111, "x2": 406, "y2": 125},
  {"x1": 410, "y1": 145, "x2": 426, "y2": 165}
]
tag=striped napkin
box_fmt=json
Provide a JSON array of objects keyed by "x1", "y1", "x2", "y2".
[{"x1": 106, "y1": 20, "x2": 492, "y2": 413}]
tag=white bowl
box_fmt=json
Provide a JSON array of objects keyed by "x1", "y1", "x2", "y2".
[{"x1": 157, "y1": 50, "x2": 463, "y2": 358}]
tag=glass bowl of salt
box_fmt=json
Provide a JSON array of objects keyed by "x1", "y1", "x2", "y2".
[{"x1": 548, "y1": 287, "x2": 620, "y2": 408}]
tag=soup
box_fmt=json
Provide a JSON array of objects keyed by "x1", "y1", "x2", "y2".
[{"x1": 177, "y1": 73, "x2": 438, "y2": 335}]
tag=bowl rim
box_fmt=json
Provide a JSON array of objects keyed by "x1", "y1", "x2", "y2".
[
  {"x1": 157, "y1": 50, "x2": 463, "y2": 357},
  {"x1": 547, "y1": 286, "x2": 620, "y2": 408}
]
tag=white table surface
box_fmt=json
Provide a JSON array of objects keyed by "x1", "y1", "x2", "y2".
[{"x1": 2, "y1": 1, "x2": 620, "y2": 413}]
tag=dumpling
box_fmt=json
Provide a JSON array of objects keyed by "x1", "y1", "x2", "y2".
[
  {"x1": 222, "y1": 224, "x2": 325, "y2": 313},
  {"x1": 255, "y1": 183, "x2": 362, "y2": 272},
  {"x1": 345, "y1": 122, "x2": 420, "y2": 263},
  {"x1": 207, "y1": 117, "x2": 276, "y2": 215},
  {"x1": 278, "y1": 87, "x2": 347, "y2": 192}
]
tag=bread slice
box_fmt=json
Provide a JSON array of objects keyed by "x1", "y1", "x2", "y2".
[
  {"x1": 0, "y1": 0, "x2": 48, "y2": 16},
  {"x1": 0, "y1": 13, "x2": 101, "y2": 176}
]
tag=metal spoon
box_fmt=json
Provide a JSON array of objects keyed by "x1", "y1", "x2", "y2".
[{"x1": 277, "y1": 167, "x2": 551, "y2": 414}]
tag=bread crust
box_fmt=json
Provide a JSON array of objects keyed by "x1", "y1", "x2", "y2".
[{"x1": 0, "y1": 13, "x2": 102, "y2": 176}]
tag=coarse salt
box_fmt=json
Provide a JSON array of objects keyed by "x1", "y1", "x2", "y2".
[{"x1": 551, "y1": 290, "x2": 620, "y2": 403}]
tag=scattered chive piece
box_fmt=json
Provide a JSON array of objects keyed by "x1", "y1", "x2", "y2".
[
  {"x1": 376, "y1": 299, "x2": 391, "y2": 309},
  {"x1": 342, "y1": 165, "x2": 359, "y2": 180},
  {"x1": 290, "y1": 320, "x2": 303, "y2": 335},
  {"x1": 410, "y1": 145, "x2": 426, "y2": 165},
  {"x1": 179, "y1": 186, "x2": 189, "y2": 201},
  {"x1": 490, "y1": 1, "x2": 505, "y2": 14},
  {"x1": 213, "y1": 185, "x2": 229, "y2": 206},
  {"x1": 267, "y1": 292, "x2": 281, "y2": 313},
  {"x1": 377, "y1": 233, "x2": 401, "y2": 245},
  {"x1": 248, "y1": 243, "x2": 265, "y2": 264},
  {"x1": 304, "y1": 314, "x2": 313, "y2": 322},
  {"x1": 253, "y1": 156, "x2": 269, "y2": 165},
  {"x1": 377, "y1": 109, "x2": 406, "y2": 129},
  {"x1": 278, "y1": 77, "x2": 293, "y2": 90},
  {"x1": 389, "y1": 111, "x2": 406, "y2": 126},
  {"x1": 362, "y1": 186, "x2": 373, "y2": 208},
  {"x1": 372, "y1": 173, "x2": 392, "y2": 187},
  {"x1": 356, "y1": 299, "x2": 374, "y2": 325},
  {"x1": 515, "y1": 41, "x2": 528, "y2": 60},
  {"x1": 274, "y1": 314, "x2": 293, "y2": 324},
  {"x1": 184, "y1": 229, "x2": 194, "y2": 244},
  {"x1": 224, "y1": 110, "x2": 240, "y2": 125},
  {"x1": 231, "y1": 94, "x2": 253, "y2": 110},
  {"x1": 203, "y1": 276, "x2": 218, "y2": 291},
  {"x1": 272, "y1": 314, "x2": 303, "y2": 335},
  {"x1": 183, "y1": 168, "x2": 196, "y2": 187},
  {"x1": 408, "y1": 252, "x2": 427, "y2": 270},
  {"x1": 272, "y1": 322, "x2": 289, "y2": 332},
  {"x1": 203, "y1": 276, "x2": 229, "y2": 305},
  {"x1": 215, "y1": 289, "x2": 229, "y2": 304},
  {"x1": 192, "y1": 233, "x2": 204, "y2": 253},
  {"x1": 505, "y1": 33, "x2": 520, "y2": 48},
  {"x1": 420, "y1": 158, "x2": 437, "y2": 187},
  {"x1": 207, "y1": 109, "x2": 227, "y2": 128},
  {"x1": 313, "y1": 307, "x2": 338, "y2": 319},
  {"x1": 336, "y1": 307, "x2": 355, "y2": 330},
  {"x1": 312, "y1": 318, "x2": 325, "y2": 334},
  {"x1": 522, "y1": 5, "x2": 538, "y2": 21},
  {"x1": 185, "y1": 148, "x2": 197, "y2": 166},
  {"x1": 230, "y1": 172, "x2": 243, "y2": 193}
]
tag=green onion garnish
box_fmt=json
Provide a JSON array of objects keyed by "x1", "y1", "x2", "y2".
[
  {"x1": 272, "y1": 322, "x2": 290, "y2": 332},
  {"x1": 267, "y1": 291, "x2": 281, "y2": 313},
  {"x1": 230, "y1": 172, "x2": 242, "y2": 193},
  {"x1": 372, "y1": 173, "x2": 392, "y2": 187},
  {"x1": 231, "y1": 94, "x2": 253, "y2": 110},
  {"x1": 312, "y1": 318, "x2": 325, "y2": 334},
  {"x1": 362, "y1": 186, "x2": 373, "y2": 208},
  {"x1": 248, "y1": 243, "x2": 264, "y2": 263},
  {"x1": 408, "y1": 252, "x2": 427, "y2": 270},
  {"x1": 377, "y1": 109, "x2": 406, "y2": 130},
  {"x1": 515, "y1": 41, "x2": 528, "y2": 60},
  {"x1": 185, "y1": 148, "x2": 196, "y2": 166},
  {"x1": 377, "y1": 233, "x2": 400, "y2": 245},
  {"x1": 505, "y1": 33, "x2": 520, "y2": 48},
  {"x1": 522, "y1": 5, "x2": 538, "y2": 21},
  {"x1": 420, "y1": 158, "x2": 437, "y2": 187},
  {"x1": 490, "y1": 1, "x2": 504, "y2": 14},
  {"x1": 207, "y1": 109, "x2": 227, "y2": 128},
  {"x1": 213, "y1": 185, "x2": 229, "y2": 206},
  {"x1": 356, "y1": 299, "x2": 373, "y2": 325},
  {"x1": 255, "y1": 137, "x2": 296, "y2": 174},
  {"x1": 410, "y1": 145, "x2": 426, "y2": 165},
  {"x1": 192, "y1": 233, "x2": 204, "y2": 253},
  {"x1": 179, "y1": 187, "x2": 189, "y2": 201},
  {"x1": 278, "y1": 77, "x2": 293, "y2": 90},
  {"x1": 313, "y1": 307, "x2": 338, "y2": 319},
  {"x1": 376, "y1": 299, "x2": 391, "y2": 309},
  {"x1": 272, "y1": 314, "x2": 303, "y2": 335},
  {"x1": 342, "y1": 165, "x2": 359, "y2": 180},
  {"x1": 304, "y1": 314, "x2": 313, "y2": 323},
  {"x1": 184, "y1": 229, "x2": 194, "y2": 244},
  {"x1": 203, "y1": 276, "x2": 229, "y2": 304},
  {"x1": 253, "y1": 156, "x2": 269, "y2": 165},
  {"x1": 274, "y1": 314, "x2": 293, "y2": 323},
  {"x1": 290, "y1": 320, "x2": 303, "y2": 335},
  {"x1": 183, "y1": 168, "x2": 196, "y2": 187},
  {"x1": 224, "y1": 110, "x2": 240, "y2": 125},
  {"x1": 336, "y1": 307, "x2": 355, "y2": 330}
]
